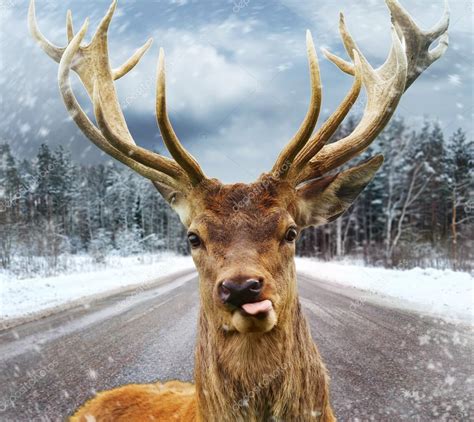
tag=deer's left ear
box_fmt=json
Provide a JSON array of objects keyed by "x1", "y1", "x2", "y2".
[
  {"x1": 153, "y1": 181, "x2": 193, "y2": 227},
  {"x1": 294, "y1": 155, "x2": 383, "y2": 227}
]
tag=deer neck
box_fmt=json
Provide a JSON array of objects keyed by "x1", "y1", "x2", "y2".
[{"x1": 194, "y1": 286, "x2": 332, "y2": 421}]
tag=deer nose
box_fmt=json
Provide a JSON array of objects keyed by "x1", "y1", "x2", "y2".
[{"x1": 219, "y1": 278, "x2": 263, "y2": 307}]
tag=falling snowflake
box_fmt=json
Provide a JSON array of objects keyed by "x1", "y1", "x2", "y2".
[
  {"x1": 277, "y1": 62, "x2": 293, "y2": 72},
  {"x1": 38, "y1": 127, "x2": 50, "y2": 138},
  {"x1": 87, "y1": 369, "x2": 98, "y2": 380},
  {"x1": 19, "y1": 123, "x2": 31, "y2": 135},
  {"x1": 19, "y1": 93, "x2": 38, "y2": 109},
  {"x1": 448, "y1": 74, "x2": 461, "y2": 86},
  {"x1": 419, "y1": 334, "x2": 430, "y2": 345},
  {"x1": 444, "y1": 375, "x2": 455, "y2": 386}
]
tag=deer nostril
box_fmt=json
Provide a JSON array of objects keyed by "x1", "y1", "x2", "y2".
[
  {"x1": 219, "y1": 282, "x2": 231, "y2": 303},
  {"x1": 247, "y1": 279, "x2": 262, "y2": 293}
]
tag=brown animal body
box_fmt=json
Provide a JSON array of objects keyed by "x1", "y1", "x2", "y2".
[{"x1": 29, "y1": 0, "x2": 448, "y2": 420}]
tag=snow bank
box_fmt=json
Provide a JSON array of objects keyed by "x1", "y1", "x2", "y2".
[
  {"x1": 0, "y1": 253, "x2": 194, "y2": 327},
  {"x1": 296, "y1": 258, "x2": 473, "y2": 324}
]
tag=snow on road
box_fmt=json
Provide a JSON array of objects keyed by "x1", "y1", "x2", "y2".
[
  {"x1": 0, "y1": 253, "x2": 194, "y2": 326},
  {"x1": 296, "y1": 258, "x2": 473, "y2": 324}
]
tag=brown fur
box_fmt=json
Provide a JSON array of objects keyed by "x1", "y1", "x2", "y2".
[
  {"x1": 70, "y1": 172, "x2": 385, "y2": 421},
  {"x1": 71, "y1": 381, "x2": 197, "y2": 421}
]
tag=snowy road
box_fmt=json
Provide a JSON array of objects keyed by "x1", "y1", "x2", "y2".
[{"x1": 0, "y1": 271, "x2": 472, "y2": 421}]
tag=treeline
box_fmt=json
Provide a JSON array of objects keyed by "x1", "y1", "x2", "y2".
[
  {"x1": 297, "y1": 118, "x2": 473, "y2": 271},
  {"x1": 0, "y1": 117, "x2": 472, "y2": 272},
  {"x1": 0, "y1": 143, "x2": 187, "y2": 270}
]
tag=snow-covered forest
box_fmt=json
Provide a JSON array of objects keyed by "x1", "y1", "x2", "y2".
[
  {"x1": 0, "y1": 117, "x2": 472, "y2": 276},
  {"x1": 0, "y1": 143, "x2": 188, "y2": 277},
  {"x1": 297, "y1": 118, "x2": 473, "y2": 271}
]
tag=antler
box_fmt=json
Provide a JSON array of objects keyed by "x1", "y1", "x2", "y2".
[
  {"x1": 279, "y1": 0, "x2": 449, "y2": 184},
  {"x1": 29, "y1": 0, "x2": 205, "y2": 190},
  {"x1": 271, "y1": 31, "x2": 322, "y2": 175}
]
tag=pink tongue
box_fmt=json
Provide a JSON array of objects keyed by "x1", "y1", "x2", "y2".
[{"x1": 241, "y1": 300, "x2": 273, "y2": 315}]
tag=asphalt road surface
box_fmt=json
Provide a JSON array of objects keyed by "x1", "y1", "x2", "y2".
[{"x1": 0, "y1": 271, "x2": 472, "y2": 421}]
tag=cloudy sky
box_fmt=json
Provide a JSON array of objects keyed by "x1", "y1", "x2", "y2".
[{"x1": 1, "y1": 0, "x2": 472, "y2": 182}]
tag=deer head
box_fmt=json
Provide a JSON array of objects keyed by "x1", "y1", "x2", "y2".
[{"x1": 29, "y1": 0, "x2": 449, "y2": 337}]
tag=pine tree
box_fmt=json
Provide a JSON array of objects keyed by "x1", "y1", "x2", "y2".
[
  {"x1": 0, "y1": 144, "x2": 22, "y2": 267},
  {"x1": 35, "y1": 143, "x2": 56, "y2": 220},
  {"x1": 447, "y1": 129, "x2": 473, "y2": 269}
]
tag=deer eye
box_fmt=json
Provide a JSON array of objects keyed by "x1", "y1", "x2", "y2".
[
  {"x1": 187, "y1": 232, "x2": 202, "y2": 248},
  {"x1": 284, "y1": 227, "x2": 298, "y2": 242}
]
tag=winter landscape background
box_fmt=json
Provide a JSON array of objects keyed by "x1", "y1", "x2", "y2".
[{"x1": 0, "y1": 0, "x2": 472, "y2": 321}]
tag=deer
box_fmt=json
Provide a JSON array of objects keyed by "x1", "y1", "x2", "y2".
[{"x1": 28, "y1": 0, "x2": 449, "y2": 420}]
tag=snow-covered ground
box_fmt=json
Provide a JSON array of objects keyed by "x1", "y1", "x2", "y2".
[
  {"x1": 0, "y1": 253, "x2": 194, "y2": 328},
  {"x1": 296, "y1": 258, "x2": 473, "y2": 324}
]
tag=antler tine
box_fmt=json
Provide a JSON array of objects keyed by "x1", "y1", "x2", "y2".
[
  {"x1": 429, "y1": 32, "x2": 449, "y2": 62},
  {"x1": 318, "y1": 13, "x2": 358, "y2": 78},
  {"x1": 86, "y1": 0, "x2": 154, "y2": 82},
  {"x1": 66, "y1": 10, "x2": 74, "y2": 43},
  {"x1": 296, "y1": 26, "x2": 407, "y2": 184},
  {"x1": 156, "y1": 49, "x2": 206, "y2": 185},
  {"x1": 28, "y1": 0, "x2": 65, "y2": 62},
  {"x1": 323, "y1": 0, "x2": 449, "y2": 91},
  {"x1": 292, "y1": 54, "x2": 362, "y2": 175},
  {"x1": 113, "y1": 39, "x2": 153, "y2": 80},
  {"x1": 271, "y1": 30, "x2": 322, "y2": 177},
  {"x1": 426, "y1": 0, "x2": 450, "y2": 39},
  {"x1": 58, "y1": 19, "x2": 181, "y2": 189},
  {"x1": 96, "y1": 0, "x2": 116, "y2": 34}
]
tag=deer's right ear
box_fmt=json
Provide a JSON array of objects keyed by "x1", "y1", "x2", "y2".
[
  {"x1": 153, "y1": 181, "x2": 192, "y2": 227},
  {"x1": 294, "y1": 155, "x2": 383, "y2": 228}
]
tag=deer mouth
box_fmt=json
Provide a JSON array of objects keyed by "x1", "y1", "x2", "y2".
[
  {"x1": 240, "y1": 300, "x2": 273, "y2": 319},
  {"x1": 232, "y1": 300, "x2": 277, "y2": 333}
]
